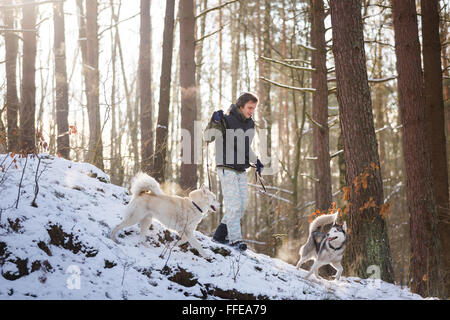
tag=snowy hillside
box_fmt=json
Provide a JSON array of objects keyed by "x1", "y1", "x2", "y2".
[{"x1": 0, "y1": 154, "x2": 424, "y2": 300}]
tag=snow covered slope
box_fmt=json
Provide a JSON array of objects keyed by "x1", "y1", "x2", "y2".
[{"x1": 0, "y1": 154, "x2": 424, "y2": 300}]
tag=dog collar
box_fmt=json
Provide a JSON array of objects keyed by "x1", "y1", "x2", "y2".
[
  {"x1": 192, "y1": 201, "x2": 203, "y2": 213},
  {"x1": 328, "y1": 240, "x2": 346, "y2": 251}
]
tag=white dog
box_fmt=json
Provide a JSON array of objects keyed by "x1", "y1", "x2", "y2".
[
  {"x1": 110, "y1": 172, "x2": 219, "y2": 259},
  {"x1": 296, "y1": 212, "x2": 347, "y2": 281}
]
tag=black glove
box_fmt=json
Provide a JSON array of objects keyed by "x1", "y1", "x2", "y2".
[
  {"x1": 256, "y1": 159, "x2": 264, "y2": 175},
  {"x1": 212, "y1": 110, "x2": 224, "y2": 123}
]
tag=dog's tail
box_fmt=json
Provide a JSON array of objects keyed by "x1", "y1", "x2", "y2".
[
  {"x1": 309, "y1": 211, "x2": 338, "y2": 234},
  {"x1": 130, "y1": 172, "x2": 164, "y2": 197}
]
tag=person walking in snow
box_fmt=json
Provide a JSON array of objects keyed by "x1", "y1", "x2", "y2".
[{"x1": 204, "y1": 92, "x2": 264, "y2": 251}]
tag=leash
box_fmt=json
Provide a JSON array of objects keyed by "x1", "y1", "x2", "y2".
[
  {"x1": 206, "y1": 141, "x2": 212, "y2": 191},
  {"x1": 250, "y1": 164, "x2": 267, "y2": 193},
  {"x1": 244, "y1": 239, "x2": 266, "y2": 245}
]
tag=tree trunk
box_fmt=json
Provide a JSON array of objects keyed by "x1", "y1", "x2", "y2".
[
  {"x1": 260, "y1": 0, "x2": 272, "y2": 178},
  {"x1": 219, "y1": 0, "x2": 223, "y2": 108},
  {"x1": 196, "y1": 0, "x2": 207, "y2": 186},
  {"x1": 109, "y1": 2, "x2": 139, "y2": 175},
  {"x1": 280, "y1": 0, "x2": 289, "y2": 168},
  {"x1": 53, "y1": 1, "x2": 70, "y2": 159},
  {"x1": 311, "y1": 0, "x2": 332, "y2": 211},
  {"x1": 154, "y1": 0, "x2": 175, "y2": 183},
  {"x1": 109, "y1": 0, "x2": 124, "y2": 185},
  {"x1": 76, "y1": 0, "x2": 88, "y2": 165},
  {"x1": 230, "y1": 1, "x2": 241, "y2": 102},
  {"x1": 84, "y1": 0, "x2": 103, "y2": 170},
  {"x1": 310, "y1": 0, "x2": 334, "y2": 279},
  {"x1": 421, "y1": 0, "x2": 450, "y2": 296},
  {"x1": 20, "y1": 0, "x2": 37, "y2": 154},
  {"x1": 139, "y1": 0, "x2": 153, "y2": 174},
  {"x1": 179, "y1": 0, "x2": 198, "y2": 191},
  {"x1": 374, "y1": 43, "x2": 385, "y2": 165},
  {"x1": 330, "y1": 0, "x2": 394, "y2": 282},
  {"x1": 3, "y1": 3, "x2": 19, "y2": 153},
  {"x1": 392, "y1": 0, "x2": 445, "y2": 298}
]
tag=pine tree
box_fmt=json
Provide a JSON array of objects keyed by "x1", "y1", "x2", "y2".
[
  {"x1": 179, "y1": 0, "x2": 198, "y2": 191},
  {"x1": 421, "y1": 0, "x2": 450, "y2": 296},
  {"x1": 392, "y1": 0, "x2": 445, "y2": 298},
  {"x1": 311, "y1": 0, "x2": 332, "y2": 211},
  {"x1": 2, "y1": 2, "x2": 19, "y2": 153},
  {"x1": 20, "y1": 0, "x2": 37, "y2": 153},
  {"x1": 53, "y1": 1, "x2": 70, "y2": 159},
  {"x1": 330, "y1": 0, "x2": 394, "y2": 282},
  {"x1": 154, "y1": 0, "x2": 176, "y2": 183},
  {"x1": 84, "y1": 0, "x2": 104, "y2": 170},
  {"x1": 139, "y1": 0, "x2": 154, "y2": 175}
]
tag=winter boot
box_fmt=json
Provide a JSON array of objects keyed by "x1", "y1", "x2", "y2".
[
  {"x1": 213, "y1": 223, "x2": 229, "y2": 244},
  {"x1": 231, "y1": 241, "x2": 247, "y2": 251}
]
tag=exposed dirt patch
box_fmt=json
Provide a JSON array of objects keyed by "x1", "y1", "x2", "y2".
[
  {"x1": 2, "y1": 257, "x2": 29, "y2": 281},
  {"x1": 30, "y1": 260, "x2": 52, "y2": 273},
  {"x1": 167, "y1": 267, "x2": 198, "y2": 288},
  {"x1": 1, "y1": 239, "x2": 53, "y2": 281},
  {"x1": 189, "y1": 248, "x2": 200, "y2": 257},
  {"x1": 135, "y1": 267, "x2": 152, "y2": 278},
  {"x1": 0, "y1": 242, "x2": 11, "y2": 268},
  {"x1": 88, "y1": 172, "x2": 108, "y2": 183},
  {"x1": 7, "y1": 218, "x2": 23, "y2": 233},
  {"x1": 37, "y1": 241, "x2": 52, "y2": 256},
  {"x1": 201, "y1": 284, "x2": 270, "y2": 300},
  {"x1": 158, "y1": 230, "x2": 178, "y2": 244},
  {"x1": 212, "y1": 246, "x2": 231, "y2": 257},
  {"x1": 104, "y1": 260, "x2": 117, "y2": 269},
  {"x1": 47, "y1": 224, "x2": 98, "y2": 257},
  {"x1": 54, "y1": 191, "x2": 65, "y2": 199},
  {"x1": 0, "y1": 242, "x2": 8, "y2": 259},
  {"x1": 160, "y1": 265, "x2": 172, "y2": 277}
]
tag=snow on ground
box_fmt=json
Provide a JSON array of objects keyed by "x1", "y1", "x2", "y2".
[{"x1": 0, "y1": 153, "x2": 425, "y2": 300}]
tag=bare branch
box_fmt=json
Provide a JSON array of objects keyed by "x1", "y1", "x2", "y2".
[
  {"x1": 328, "y1": 76, "x2": 397, "y2": 83},
  {"x1": 0, "y1": 29, "x2": 36, "y2": 33},
  {"x1": 305, "y1": 111, "x2": 324, "y2": 130},
  {"x1": 300, "y1": 173, "x2": 319, "y2": 183},
  {"x1": 0, "y1": 0, "x2": 66, "y2": 9},
  {"x1": 260, "y1": 56, "x2": 316, "y2": 72},
  {"x1": 247, "y1": 183, "x2": 293, "y2": 195},
  {"x1": 15, "y1": 155, "x2": 29, "y2": 209},
  {"x1": 260, "y1": 76, "x2": 316, "y2": 93},
  {"x1": 384, "y1": 182, "x2": 403, "y2": 204},
  {"x1": 195, "y1": 23, "x2": 229, "y2": 43},
  {"x1": 195, "y1": 0, "x2": 239, "y2": 19},
  {"x1": 98, "y1": 12, "x2": 140, "y2": 38},
  {"x1": 283, "y1": 58, "x2": 311, "y2": 65},
  {"x1": 330, "y1": 149, "x2": 344, "y2": 158}
]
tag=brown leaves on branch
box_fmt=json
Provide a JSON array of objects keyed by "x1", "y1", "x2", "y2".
[
  {"x1": 339, "y1": 162, "x2": 391, "y2": 220},
  {"x1": 308, "y1": 201, "x2": 341, "y2": 223}
]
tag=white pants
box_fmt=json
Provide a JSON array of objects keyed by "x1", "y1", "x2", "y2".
[{"x1": 217, "y1": 167, "x2": 248, "y2": 243}]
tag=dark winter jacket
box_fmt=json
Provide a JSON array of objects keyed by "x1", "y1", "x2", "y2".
[{"x1": 204, "y1": 104, "x2": 257, "y2": 172}]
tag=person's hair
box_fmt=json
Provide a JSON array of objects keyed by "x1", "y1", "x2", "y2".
[{"x1": 236, "y1": 92, "x2": 259, "y2": 108}]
